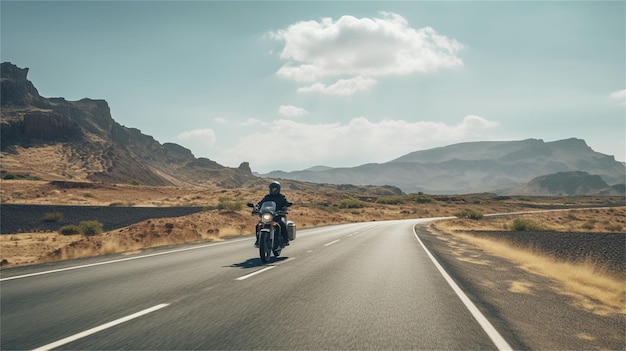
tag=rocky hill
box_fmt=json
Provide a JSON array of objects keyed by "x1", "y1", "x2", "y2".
[
  {"x1": 0, "y1": 62, "x2": 258, "y2": 188},
  {"x1": 265, "y1": 139, "x2": 625, "y2": 194},
  {"x1": 504, "y1": 171, "x2": 624, "y2": 196}
]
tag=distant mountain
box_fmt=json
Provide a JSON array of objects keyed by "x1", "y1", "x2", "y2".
[
  {"x1": 264, "y1": 139, "x2": 626, "y2": 194},
  {"x1": 0, "y1": 62, "x2": 257, "y2": 187},
  {"x1": 504, "y1": 171, "x2": 623, "y2": 196}
]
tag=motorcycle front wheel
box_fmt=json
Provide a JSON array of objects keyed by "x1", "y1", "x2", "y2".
[{"x1": 259, "y1": 232, "x2": 272, "y2": 263}]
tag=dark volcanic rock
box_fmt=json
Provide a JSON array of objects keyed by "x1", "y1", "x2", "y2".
[
  {"x1": 1, "y1": 62, "x2": 43, "y2": 107},
  {"x1": 0, "y1": 204, "x2": 204, "y2": 234}
]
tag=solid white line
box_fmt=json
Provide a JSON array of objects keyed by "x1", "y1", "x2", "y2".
[
  {"x1": 412, "y1": 226, "x2": 513, "y2": 351},
  {"x1": 324, "y1": 239, "x2": 340, "y2": 247},
  {"x1": 1, "y1": 238, "x2": 249, "y2": 282},
  {"x1": 31, "y1": 303, "x2": 170, "y2": 351},
  {"x1": 235, "y1": 266, "x2": 275, "y2": 280}
]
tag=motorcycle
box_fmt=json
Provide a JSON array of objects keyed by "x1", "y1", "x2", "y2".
[{"x1": 247, "y1": 201, "x2": 295, "y2": 263}]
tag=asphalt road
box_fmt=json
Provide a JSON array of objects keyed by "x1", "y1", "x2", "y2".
[{"x1": 0, "y1": 218, "x2": 520, "y2": 350}]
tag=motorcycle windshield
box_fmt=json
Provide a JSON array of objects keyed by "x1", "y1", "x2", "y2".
[{"x1": 260, "y1": 201, "x2": 276, "y2": 213}]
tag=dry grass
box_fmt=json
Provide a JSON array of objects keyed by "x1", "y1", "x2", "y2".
[
  {"x1": 455, "y1": 233, "x2": 625, "y2": 316},
  {"x1": 432, "y1": 208, "x2": 626, "y2": 316},
  {"x1": 435, "y1": 207, "x2": 626, "y2": 233}
]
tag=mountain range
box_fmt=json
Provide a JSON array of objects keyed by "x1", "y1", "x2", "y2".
[
  {"x1": 2, "y1": 62, "x2": 624, "y2": 195},
  {"x1": 263, "y1": 138, "x2": 625, "y2": 194}
]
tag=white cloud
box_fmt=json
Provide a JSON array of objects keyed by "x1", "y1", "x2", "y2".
[
  {"x1": 278, "y1": 105, "x2": 309, "y2": 118},
  {"x1": 177, "y1": 128, "x2": 217, "y2": 147},
  {"x1": 268, "y1": 12, "x2": 464, "y2": 95},
  {"x1": 297, "y1": 76, "x2": 377, "y2": 95},
  {"x1": 609, "y1": 89, "x2": 626, "y2": 106},
  {"x1": 214, "y1": 115, "x2": 498, "y2": 172},
  {"x1": 214, "y1": 117, "x2": 228, "y2": 124}
]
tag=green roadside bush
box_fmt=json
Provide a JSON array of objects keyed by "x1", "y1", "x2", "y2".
[
  {"x1": 338, "y1": 198, "x2": 363, "y2": 209},
  {"x1": 455, "y1": 209, "x2": 484, "y2": 220},
  {"x1": 59, "y1": 225, "x2": 81, "y2": 235},
  {"x1": 217, "y1": 197, "x2": 243, "y2": 211},
  {"x1": 510, "y1": 218, "x2": 544, "y2": 231},
  {"x1": 410, "y1": 193, "x2": 434, "y2": 203},
  {"x1": 43, "y1": 212, "x2": 63, "y2": 222},
  {"x1": 79, "y1": 221, "x2": 104, "y2": 236}
]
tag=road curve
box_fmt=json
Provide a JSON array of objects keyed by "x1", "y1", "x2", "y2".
[{"x1": 2, "y1": 218, "x2": 515, "y2": 350}]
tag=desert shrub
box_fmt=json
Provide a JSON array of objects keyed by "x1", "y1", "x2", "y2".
[
  {"x1": 510, "y1": 218, "x2": 544, "y2": 231},
  {"x1": 582, "y1": 220, "x2": 597, "y2": 230},
  {"x1": 338, "y1": 198, "x2": 363, "y2": 209},
  {"x1": 79, "y1": 221, "x2": 103, "y2": 236},
  {"x1": 455, "y1": 210, "x2": 483, "y2": 220},
  {"x1": 376, "y1": 196, "x2": 405, "y2": 205},
  {"x1": 43, "y1": 212, "x2": 63, "y2": 222},
  {"x1": 410, "y1": 193, "x2": 434, "y2": 203},
  {"x1": 126, "y1": 179, "x2": 140, "y2": 185},
  {"x1": 2, "y1": 173, "x2": 40, "y2": 180},
  {"x1": 217, "y1": 197, "x2": 243, "y2": 211},
  {"x1": 59, "y1": 225, "x2": 81, "y2": 235}
]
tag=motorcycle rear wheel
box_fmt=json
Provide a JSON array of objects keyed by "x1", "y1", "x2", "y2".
[{"x1": 259, "y1": 232, "x2": 272, "y2": 263}]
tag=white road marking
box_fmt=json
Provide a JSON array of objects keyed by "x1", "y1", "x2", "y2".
[
  {"x1": 31, "y1": 303, "x2": 170, "y2": 351},
  {"x1": 236, "y1": 266, "x2": 276, "y2": 280},
  {"x1": 235, "y1": 257, "x2": 296, "y2": 280},
  {"x1": 1, "y1": 238, "x2": 250, "y2": 282},
  {"x1": 412, "y1": 226, "x2": 513, "y2": 351},
  {"x1": 324, "y1": 239, "x2": 340, "y2": 247}
]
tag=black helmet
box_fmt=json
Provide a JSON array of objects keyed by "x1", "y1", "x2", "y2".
[{"x1": 269, "y1": 181, "x2": 281, "y2": 195}]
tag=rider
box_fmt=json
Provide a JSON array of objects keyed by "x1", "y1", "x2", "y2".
[{"x1": 255, "y1": 181, "x2": 292, "y2": 246}]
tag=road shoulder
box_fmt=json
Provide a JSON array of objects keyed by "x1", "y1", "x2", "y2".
[{"x1": 415, "y1": 222, "x2": 625, "y2": 351}]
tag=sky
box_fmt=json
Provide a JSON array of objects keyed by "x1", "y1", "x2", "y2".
[{"x1": 1, "y1": 1, "x2": 624, "y2": 173}]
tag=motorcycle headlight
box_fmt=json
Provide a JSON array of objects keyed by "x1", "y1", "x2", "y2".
[{"x1": 262, "y1": 212, "x2": 274, "y2": 222}]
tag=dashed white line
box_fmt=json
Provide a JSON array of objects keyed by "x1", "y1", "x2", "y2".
[
  {"x1": 31, "y1": 303, "x2": 170, "y2": 351},
  {"x1": 235, "y1": 266, "x2": 276, "y2": 280},
  {"x1": 235, "y1": 257, "x2": 297, "y2": 280},
  {"x1": 324, "y1": 239, "x2": 340, "y2": 247}
]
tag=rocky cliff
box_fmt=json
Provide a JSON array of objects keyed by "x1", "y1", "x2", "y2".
[{"x1": 0, "y1": 62, "x2": 257, "y2": 187}]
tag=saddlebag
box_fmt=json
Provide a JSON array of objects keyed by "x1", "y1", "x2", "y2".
[{"x1": 287, "y1": 221, "x2": 296, "y2": 240}]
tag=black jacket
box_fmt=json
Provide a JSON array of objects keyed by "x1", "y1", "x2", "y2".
[{"x1": 257, "y1": 193, "x2": 290, "y2": 210}]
